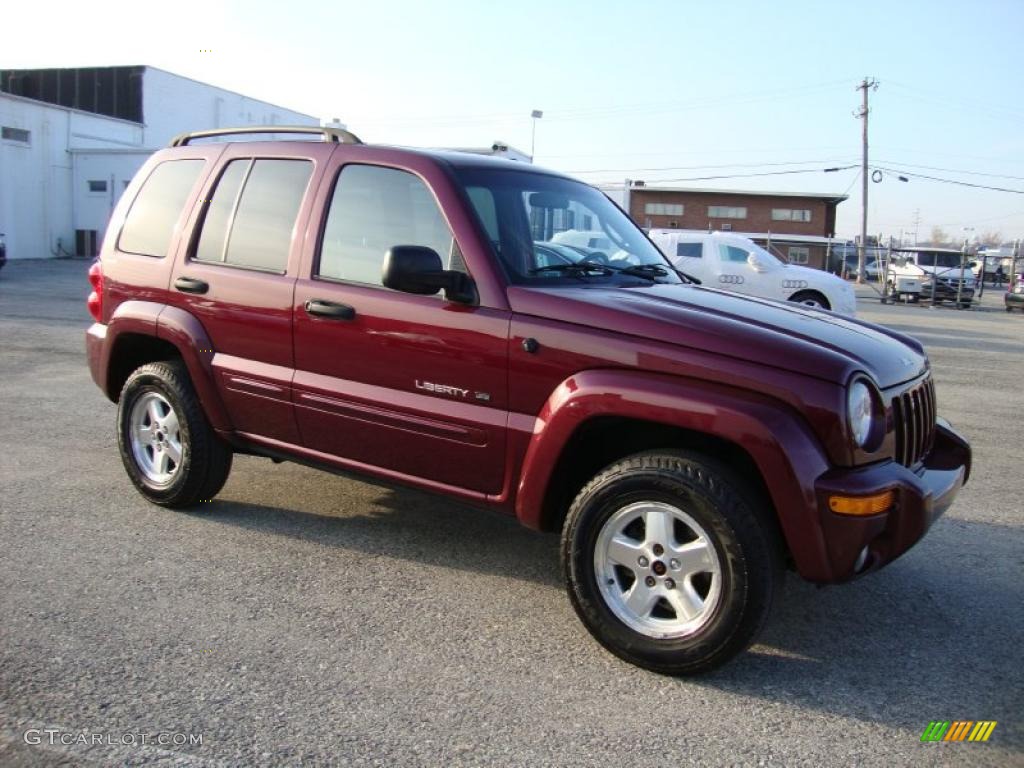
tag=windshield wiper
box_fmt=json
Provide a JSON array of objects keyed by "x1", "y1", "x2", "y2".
[
  {"x1": 605, "y1": 263, "x2": 701, "y2": 284},
  {"x1": 528, "y1": 263, "x2": 615, "y2": 277},
  {"x1": 616, "y1": 264, "x2": 669, "y2": 280}
]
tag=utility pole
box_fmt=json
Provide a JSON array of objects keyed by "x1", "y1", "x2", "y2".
[
  {"x1": 530, "y1": 109, "x2": 543, "y2": 162},
  {"x1": 855, "y1": 77, "x2": 879, "y2": 283},
  {"x1": 911, "y1": 208, "x2": 921, "y2": 245}
]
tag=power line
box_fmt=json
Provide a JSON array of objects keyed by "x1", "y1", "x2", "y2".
[
  {"x1": 873, "y1": 160, "x2": 1024, "y2": 181},
  {"x1": 588, "y1": 165, "x2": 858, "y2": 186},
  {"x1": 872, "y1": 166, "x2": 1024, "y2": 194},
  {"x1": 566, "y1": 157, "x2": 857, "y2": 174}
]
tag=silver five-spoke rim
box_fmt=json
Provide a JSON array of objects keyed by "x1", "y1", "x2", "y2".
[
  {"x1": 129, "y1": 392, "x2": 183, "y2": 485},
  {"x1": 594, "y1": 501, "x2": 722, "y2": 639}
]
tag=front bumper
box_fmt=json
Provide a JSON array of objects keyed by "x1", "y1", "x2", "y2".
[
  {"x1": 811, "y1": 419, "x2": 971, "y2": 582},
  {"x1": 922, "y1": 283, "x2": 975, "y2": 301}
]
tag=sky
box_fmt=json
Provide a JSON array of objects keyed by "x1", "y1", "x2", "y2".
[{"x1": 6, "y1": 0, "x2": 1024, "y2": 242}]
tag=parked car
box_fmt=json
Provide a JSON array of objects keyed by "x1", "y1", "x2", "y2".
[
  {"x1": 828, "y1": 243, "x2": 884, "y2": 279},
  {"x1": 838, "y1": 252, "x2": 883, "y2": 281},
  {"x1": 649, "y1": 230, "x2": 856, "y2": 315},
  {"x1": 85, "y1": 126, "x2": 970, "y2": 675},
  {"x1": 887, "y1": 248, "x2": 975, "y2": 306}
]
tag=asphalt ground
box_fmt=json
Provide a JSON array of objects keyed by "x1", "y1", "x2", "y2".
[{"x1": 1, "y1": 259, "x2": 1021, "y2": 767}]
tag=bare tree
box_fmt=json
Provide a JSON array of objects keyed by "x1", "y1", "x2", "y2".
[
  {"x1": 978, "y1": 230, "x2": 1003, "y2": 247},
  {"x1": 928, "y1": 226, "x2": 951, "y2": 247}
]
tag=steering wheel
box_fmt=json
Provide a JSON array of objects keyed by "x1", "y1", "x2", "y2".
[{"x1": 579, "y1": 250, "x2": 610, "y2": 265}]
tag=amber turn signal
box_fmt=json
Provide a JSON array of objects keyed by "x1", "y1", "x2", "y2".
[{"x1": 828, "y1": 491, "x2": 895, "y2": 516}]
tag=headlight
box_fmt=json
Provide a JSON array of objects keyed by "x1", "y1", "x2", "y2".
[{"x1": 847, "y1": 379, "x2": 877, "y2": 449}]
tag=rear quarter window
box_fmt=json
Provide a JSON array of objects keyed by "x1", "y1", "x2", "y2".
[
  {"x1": 676, "y1": 242, "x2": 703, "y2": 258},
  {"x1": 118, "y1": 159, "x2": 205, "y2": 257}
]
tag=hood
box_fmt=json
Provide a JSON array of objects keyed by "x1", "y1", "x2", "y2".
[{"x1": 508, "y1": 282, "x2": 927, "y2": 389}]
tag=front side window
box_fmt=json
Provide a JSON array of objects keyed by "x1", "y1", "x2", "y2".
[
  {"x1": 708, "y1": 206, "x2": 747, "y2": 220},
  {"x1": 318, "y1": 165, "x2": 459, "y2": 287},
  {"x1": 720, "y1": 244, "x2": 752, "y2": 263},
  {"x1": 456, "y1": 168, "x2": 680, "y2": 285},
  {"x1": 194, "y1": 158, "x2": 312, "y2": 272},
  {"x1": 119, "y1": 159, "x2": 205, "y2": 258}
]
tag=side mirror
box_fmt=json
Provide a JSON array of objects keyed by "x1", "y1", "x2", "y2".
[
  {"x1": 382, "y1": 245, "x2": 476, "y2": 304},
  {"x1": 747, "y1": 252, "x2": 774, "y2": 273}
]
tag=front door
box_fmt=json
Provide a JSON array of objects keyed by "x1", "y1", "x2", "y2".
[{"x1": 292, "y1": 161, "x2": 510, "y2": 495}]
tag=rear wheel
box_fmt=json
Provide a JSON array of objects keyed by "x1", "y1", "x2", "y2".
[
  {"x1": 118, "y1": 361, "x2": 232, "y2": 507},
  {"x1": 788, "y1": 290, "x2": 830, "y2": 311},
  {"x1": 562, "y1": 450, "x2": 783, "y2": 675}
]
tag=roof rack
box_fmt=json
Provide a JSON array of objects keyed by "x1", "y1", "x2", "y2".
[{"x1": 168, "y1": 125, "x2": 363, "y2": 147}]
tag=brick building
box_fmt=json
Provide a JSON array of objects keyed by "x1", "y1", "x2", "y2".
[{"x1": 624, "y1": 184, "x2": 847, "y2": 269}]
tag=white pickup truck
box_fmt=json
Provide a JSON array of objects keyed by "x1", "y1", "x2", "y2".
[
  {"x1": 648, "y1": 230, "x2": 857, "y2": 316},
  {"x1": 886, "y1": 248, "x2": 976, "y2": 306}
]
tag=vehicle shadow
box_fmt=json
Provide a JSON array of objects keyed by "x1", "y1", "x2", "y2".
[
  {"x1": 195, "y1": 476, "x2": 564, "y2": 588},
  {"x1": 196, "y1": 478, "x2": 1022, "y2": 748}
]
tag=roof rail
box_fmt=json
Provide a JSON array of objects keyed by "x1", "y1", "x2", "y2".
[{"x1": 168, "y1": 125, "x2": 363, "y2": 147}]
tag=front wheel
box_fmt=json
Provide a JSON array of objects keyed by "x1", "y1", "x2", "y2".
[
  {"x1": 561, "y1": 451, "x2": 783, "y2": 675},
  {"x1": 788, "y1": 290, "x2": 831, "y2": 311},
  {"x1": 117, "y1": 361, "x2": 233, "y2": 507}
]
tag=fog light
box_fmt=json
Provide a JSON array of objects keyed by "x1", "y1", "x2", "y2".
[{"x1": 828, "y1": 490, "x2": 894, "y2": 516}]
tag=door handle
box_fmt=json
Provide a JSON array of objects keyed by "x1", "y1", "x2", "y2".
[
  {"x1": 305, "y1": 299, "x2": 356, "y2": 320},
  {"x1": 174, "y1": 276, "x2": 209, "y2": 294}
]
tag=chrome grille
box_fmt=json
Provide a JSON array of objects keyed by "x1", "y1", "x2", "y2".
[{"x1": 892, "y1": 376, "x2": 936, "y2": 467}]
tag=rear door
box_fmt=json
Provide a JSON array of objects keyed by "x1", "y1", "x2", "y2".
[
  {"x1": 291, "y1": 155, "x2": 510, "y2": 495},
  {"x1": 169, "y1": 142, "x2": 332, "y2": 444}
]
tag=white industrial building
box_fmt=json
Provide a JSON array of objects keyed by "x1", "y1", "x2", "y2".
[{"x1": 0, "y1": 66, "x2": 318, "y2": 260}]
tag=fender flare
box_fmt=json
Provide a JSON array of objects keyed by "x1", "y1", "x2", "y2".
[
  {"x1": 155, "y1": 305, "x2": 232, "y2": 431},
  {"x1": 96, "y1": 301, "x2": 232, "y2": 432},
  {"x1": 514, "y1": 369, "x2": 834, "y2": 581}
]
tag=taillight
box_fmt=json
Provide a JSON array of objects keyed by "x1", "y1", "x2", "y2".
[{"x1": 87, "y1": 260, "x2": 103, "y2": 322}]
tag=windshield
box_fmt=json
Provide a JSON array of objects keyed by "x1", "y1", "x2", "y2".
[
  {"x1": 912, "y1": 252, "x2": 963, "y2": 269},
  {"x1": 454, "y1": 168, "x2": 680, "y2": 284}
]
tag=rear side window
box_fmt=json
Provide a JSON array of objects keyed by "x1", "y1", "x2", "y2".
[
  {"x1": 676, "y1": 242, "x2": 703, "y2": 258},
  {"x1": 318, "y1": 164, "x2": 458, "y2": 287},
  {"x1": 118, "y1": 160, "x2": 205, "y2": 257},
  {"x1": 194, "y1": 158, "x2": 312, "y2": 272}
]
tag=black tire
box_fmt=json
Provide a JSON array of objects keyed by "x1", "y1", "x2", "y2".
[
  {"x1": 561, "y1": 450, "x2": 783, "y2": 675},
  {"x1": 788, "y1": 290, "x2": 831, "y2": 311},
  {"x1": 117, "y1": 360, "x2": 232, "y2": 508}
]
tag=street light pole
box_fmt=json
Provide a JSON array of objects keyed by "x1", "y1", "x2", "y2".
[{"x1": 530, "y1": 109, "x2": 543, "y2": 162}]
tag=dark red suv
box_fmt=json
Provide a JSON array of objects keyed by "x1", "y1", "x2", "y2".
[{"x1": 85, "y1": 126, "x2": 971, "y2": 674}]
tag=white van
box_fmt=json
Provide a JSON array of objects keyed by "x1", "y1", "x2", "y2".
[{"x1": 649, "y1": 230, "x2": 856, "y2": 316}]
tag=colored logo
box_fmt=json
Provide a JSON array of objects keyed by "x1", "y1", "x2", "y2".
[{"x1": 921, "y1": 721, "x2": 997, "y2": 742}]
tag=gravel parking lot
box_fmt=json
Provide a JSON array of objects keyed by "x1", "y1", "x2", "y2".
[{"x1": 1, "y1": 259, "x2": 1021, "y2": 767}]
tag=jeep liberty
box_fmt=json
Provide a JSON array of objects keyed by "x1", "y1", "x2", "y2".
[{"x1": 86, "y1": 126, "x2": 971, "y2": 674}]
